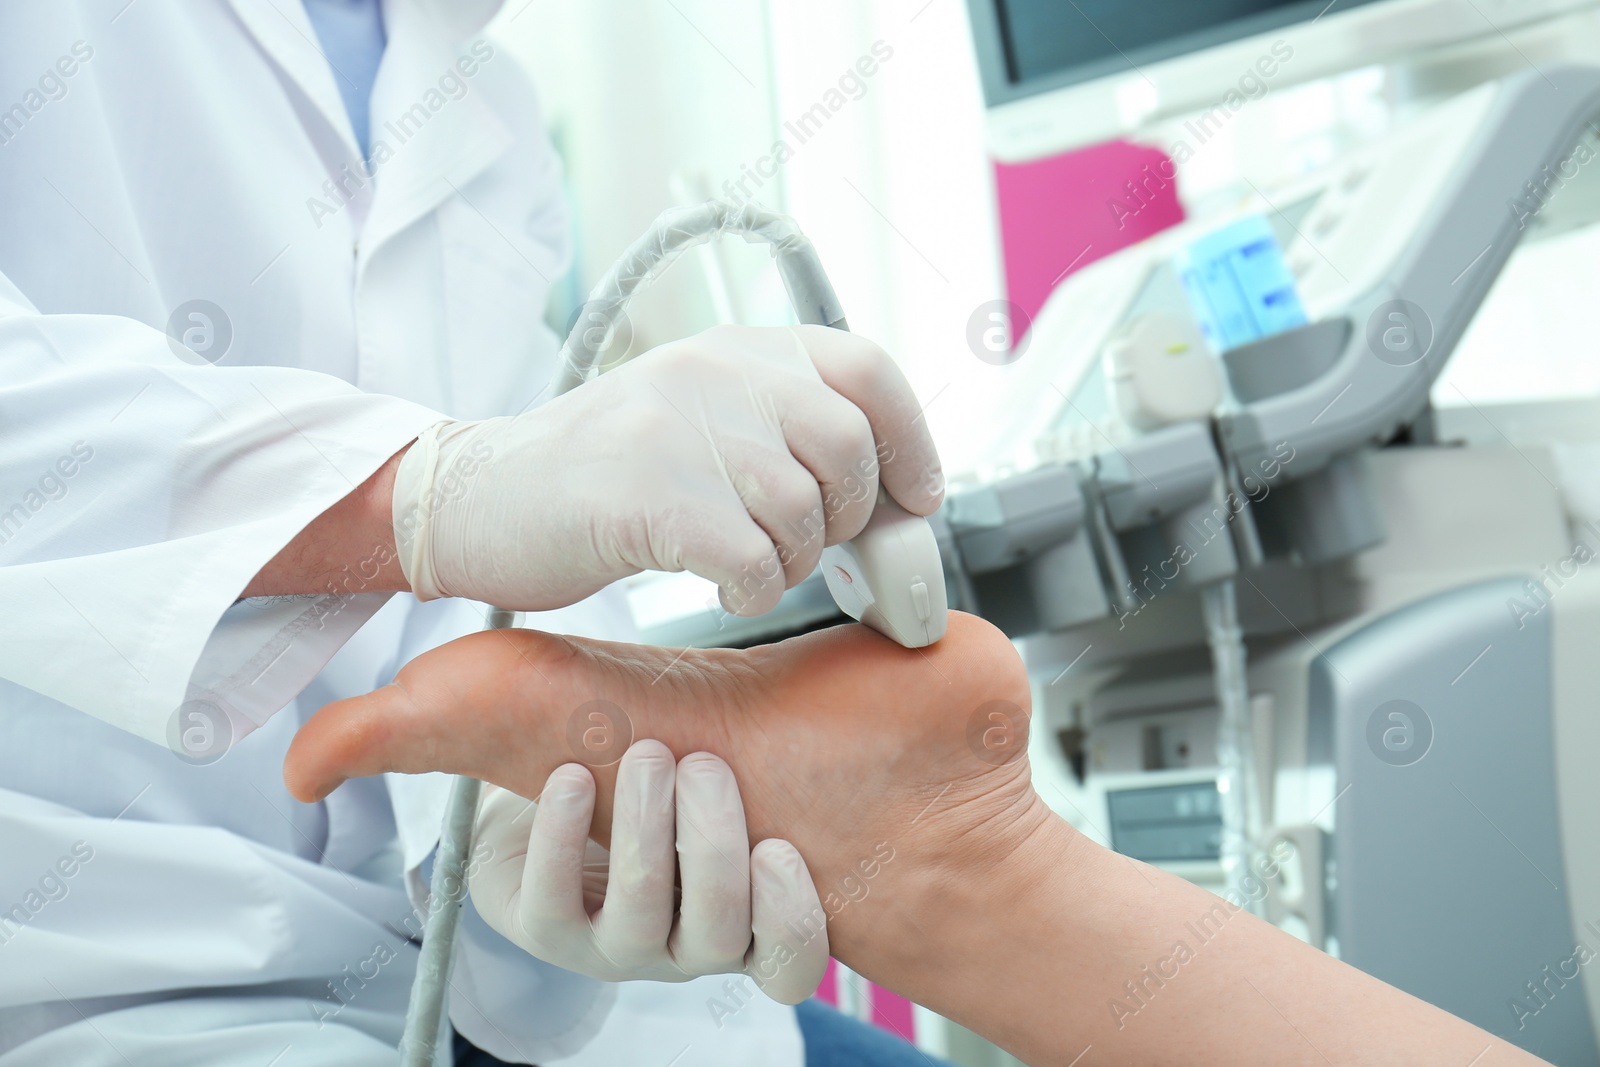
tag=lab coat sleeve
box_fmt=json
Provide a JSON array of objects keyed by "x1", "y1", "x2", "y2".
[{"x1": 0, "y1": 271, "x2": 445, "y2": 746}]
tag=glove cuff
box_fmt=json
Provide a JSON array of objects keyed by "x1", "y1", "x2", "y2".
[{"x1": 392, "y1": 419, "x2": 454, "y2": 601}]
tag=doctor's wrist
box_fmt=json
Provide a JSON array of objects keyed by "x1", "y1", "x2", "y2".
[{"x1": 240, "y1": 440, "x2": 414, "y2": 599}]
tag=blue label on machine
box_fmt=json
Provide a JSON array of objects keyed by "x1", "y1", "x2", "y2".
[{"x1": 1175, "y1": 214, "x2": 1307, "y2": 351}]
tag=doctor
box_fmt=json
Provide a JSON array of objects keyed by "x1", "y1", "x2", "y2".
[{"x1": 0, "y1": 2, "x2": 945, "y2": 1065}]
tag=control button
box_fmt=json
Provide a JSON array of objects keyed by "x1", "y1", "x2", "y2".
[
  {"x1": 910, "y1": 578, "x2": 930, "y2": 619},
  {"x1": 833, "y1": 565, "x2": 854, "y2": 585}
]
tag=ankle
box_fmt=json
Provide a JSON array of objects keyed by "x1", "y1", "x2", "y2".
[{"x1": 833, "y1": 791, "x2": 1077, "y2": 981}]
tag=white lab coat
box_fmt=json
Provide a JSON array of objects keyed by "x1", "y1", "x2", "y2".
[{"x1": 0, "y1": 2, "x2": 802, "y2": 1064}]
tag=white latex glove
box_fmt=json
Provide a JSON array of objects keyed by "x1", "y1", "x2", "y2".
[
  {"x1": 469, "y1": 740, "x2": 830, "y2": 1004},
  {"x1": 392, "y1": 324, "x2": 944, "y2": 615}
]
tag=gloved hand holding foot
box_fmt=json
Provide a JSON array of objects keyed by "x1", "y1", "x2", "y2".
[{"x1": 471, "y1": 740, "x2": 828, "y2": 1003}]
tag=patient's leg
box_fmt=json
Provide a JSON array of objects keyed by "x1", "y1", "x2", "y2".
[{"x1": 285, "y1": 612, "x2": 1054, "y2": 957}]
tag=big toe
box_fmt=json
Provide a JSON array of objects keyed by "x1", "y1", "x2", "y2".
[{"x1": 283, "y1": 687, "x2": 409, "y2": 803}]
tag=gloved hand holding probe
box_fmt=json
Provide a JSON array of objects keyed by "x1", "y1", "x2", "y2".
[{"x1": 390, "y1": 323, "x2": 944, "y2": 616}]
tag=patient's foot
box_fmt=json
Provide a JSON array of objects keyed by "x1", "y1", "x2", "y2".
[{"x1": 284, "y1": 612, "x2": 1055, "y2": 962}]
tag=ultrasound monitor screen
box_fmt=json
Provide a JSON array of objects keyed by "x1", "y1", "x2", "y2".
[{"x1": 974, "y1": 0, "x2": 1385, "y2": 104}]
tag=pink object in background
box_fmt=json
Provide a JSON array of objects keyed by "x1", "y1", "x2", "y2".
[
  {"x1": 870, "y1": 986, "x2": 917, "y2": 1041},
  {"x1": 813, "y1": 960, "x2": 921, "y2": 1044},
  {"x1": 815, "y1": 958, "x2": 842, "y2": 1007},
  {"x1": 993, "y1": 140, "x2": 1187, "y2": 342}
]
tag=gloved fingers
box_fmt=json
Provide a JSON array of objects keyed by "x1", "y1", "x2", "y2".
[
  {"x1": 793, "y1": 325, "x2": 945, "y2": 517},
  {"x1": 668, "y1": 753, "x2": 754, "y2": 973},
  {"x1": 467, "y1": 784, "x2": 539, "y2": 946},
  {"x1": 515, "y1": 763, "x2": 600, "y2": 954},
  {"x1": 714, "y1": 438, "x2": 830, "y2": 588},
  {"x1": 712, "y1": 324, "x2": 880, "y2": 547},
  {"x1": 667, "y1": 494, "x2": 787, "y2": 618},
  {"x1": 764, "y1": 335, "x2": 884, "y2": 547},
  {"x1": 588, "y1": 741, "x2": 679, "y2": 968},
  {"x1": 745, "y1": 838, "x2": 830, "y2": 1004}
]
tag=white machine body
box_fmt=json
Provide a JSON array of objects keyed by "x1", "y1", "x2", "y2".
[
  {"x1": 1105, "y1": 312, "x2": 1224, "y2": 432},
  {"x1": 959, "y1": 79, "x2": 1503, "y2": 478}
]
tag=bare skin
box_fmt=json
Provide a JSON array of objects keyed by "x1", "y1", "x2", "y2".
[
  {"x1": 240, "y1": 446, "x2": 411, "y2": 599},
  {"x1": 284, "y1": 613, "x2": 1549, "y2": 1067}
]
